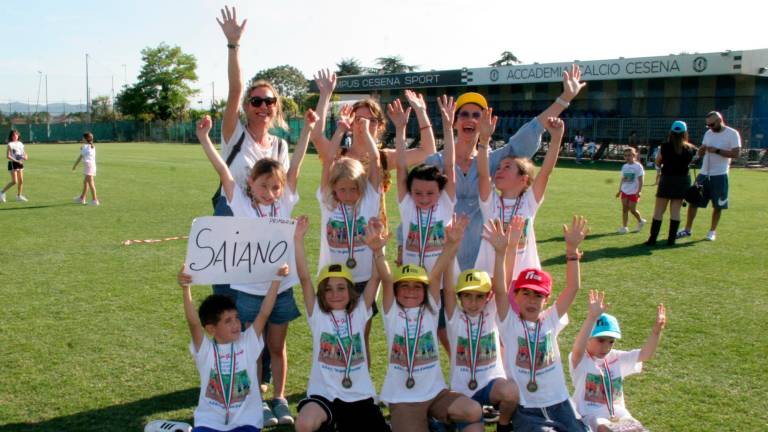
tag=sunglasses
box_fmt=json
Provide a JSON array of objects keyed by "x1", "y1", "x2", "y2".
[
  {"x1": 249, "y1": 96, "x2": 277, "y2": 108},
  {"x1": 457, "y1": 111, "x2": 482, "y2": 119},
  {"x1": 705, "y1": 122, "x2": 717, "y2": 128}
]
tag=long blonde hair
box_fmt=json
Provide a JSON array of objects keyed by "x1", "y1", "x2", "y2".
[
  {"x1": 241, "y1": 80, "x2": 288, "y2": 130},
  {"x1": 322, "y1": 157, "x2": 368, "y2": 210}
]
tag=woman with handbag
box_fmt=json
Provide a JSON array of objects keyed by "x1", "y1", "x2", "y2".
[{"x1": 645, "y1": 121, "x2": 698, "y2": 246}]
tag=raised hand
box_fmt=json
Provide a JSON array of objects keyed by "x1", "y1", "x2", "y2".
[
  {"x1": 482, "y1": 218, "x2": 509, "y2": 253},
  {"x1": 437, "y1": 94, "x2": 456, "y2": 128},
  {"x1": 304, "y1": 108, "x2": 319, "y2": 129},
  {"x1": 587, "y1": 290, "x2": 608, "y2": 318},
  {"x1": 404, "y1": 90, "x2": 427, "y2": 112},
  {"x1": 196, "y1": 115, "x2": 213, "y2": 140},
  {"x1": 275, "y1": 263, "x2": 290, "y2": 278},
  {"x1": 562, "y1": 64, "x2": 586, "y2": 101},
  {"x1": 386, "y1": 99, "x2": 412, "y2": 129},
  {"x1": 216, "y1": 6, "x2": 247, "y2": 44},
  {"x1": 563, "y1": 215, "x2": 589, "y2": 250},
  {"x1": 314, "y1": 69, "x2": 337, "y2": 97},
  {"x1": 544, "y1": 117, "x2": 565, "y2": 141},
  {"x1": 445, "y1": 214, "x2": 469, "y2": 245},
  {"x1": 177, "y1": 265, "x2": 193, "y2": 289},
  {"x1": 478, "y1": 108, "x2": 498, "y2": 142},
  {"x1": 294, "y1": 215, "x2": 309, "y2": 239},
  {"x1": 653, "y1": 303, "x2": 667, "y2": 335},
  {"x1": 336, "y1": 104, "x2": 355, "y2": 132},
  {"x1": 363, "y1": 217, "x2": 390, "y2": 251}
]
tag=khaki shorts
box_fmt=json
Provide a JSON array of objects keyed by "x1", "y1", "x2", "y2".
[{"x1": 388, "y1": 389, "x2": 463, "y2": 432}]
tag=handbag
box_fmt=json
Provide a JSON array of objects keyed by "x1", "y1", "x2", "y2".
[{"x1": 684, "y1": 167, "x2": 707, "y2": 207}]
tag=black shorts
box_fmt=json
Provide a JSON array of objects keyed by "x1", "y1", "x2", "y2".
[
  {"x1": 656, "y1": 174, "x2": 690, "y2": 199},
  {"x1": 7, "y1": 161, "x2": 23, "y2": 171},
  {"x1": 297, "y1": 395, "x2": 389, "y2": 432}
]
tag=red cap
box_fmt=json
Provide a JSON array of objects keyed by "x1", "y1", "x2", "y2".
[{"x1": 513, "y1": 268, "x2": 552, "y2": 296}]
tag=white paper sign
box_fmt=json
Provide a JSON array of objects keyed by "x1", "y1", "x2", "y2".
[{"x1": 185, "y1": 216, "x2": 296, "y2": 285}]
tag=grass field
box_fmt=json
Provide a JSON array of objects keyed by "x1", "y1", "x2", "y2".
[{"x1": 1, "y1": 142, "x2": 766, "y2": 432}]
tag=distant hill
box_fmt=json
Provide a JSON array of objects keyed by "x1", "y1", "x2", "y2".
[{"x1": 0, "y1": 102, "x2": 87, "y2": 115}]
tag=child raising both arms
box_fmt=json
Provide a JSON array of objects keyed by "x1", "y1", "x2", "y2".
[
  {"x1": 497, "y1": 216, "x2": 590, "y2": 432},
  {"x1": 292, "y1": 216, "x2": 389, "y2": 432},
  {"x1": 177, "y1": 264, "x2": 287, "y2": 432},
  {"x1": 569, "y1": 291, "x2": 666, "y2": 432}
]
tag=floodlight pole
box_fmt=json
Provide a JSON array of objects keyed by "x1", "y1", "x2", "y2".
[
  {"x1": 45, "y1": 73, "x2": 49, "y2": 139},
  {"x1": 86, "y1": 53, "x2": 91, "y2": 125}
]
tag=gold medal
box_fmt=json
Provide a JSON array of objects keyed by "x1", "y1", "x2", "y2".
[
  {"x1": 526, "y1": 381, "x2": 538, "y2": 392},
  {"x1": 346, "y1": 257, "x2": 357, "y2": 269},
  {"x1": 468, "y1": 379, "x2": 478, "y2": 390},
  {"x1": 342, "y1": 377, "x2": 353, "y2": 389},
  {"x1": 406, "y1": 377, "x2": 415, "y2": 389}
]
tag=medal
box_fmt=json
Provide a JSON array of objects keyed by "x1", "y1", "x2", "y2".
[
  {"x1": 468, "y1": 379, "x2": 478, "y2": 390},
  {"x1": 212, "y1": 341, "x2": 236, "y2": 425},
  {"x1": 519, "y1": 317, "x2": 541, "y2": 394},
  {"x1": 610, "y1": 416, "x2": 620, "y2": 423},
  {"x1": 464, "y1": 312, "x2": 484, "y2": 393},
  {"x1": 403, "y1": 306, "x2": 424, "y2": 391},
  {"x1": 416, "y1": 206, "x2": 434, "y2": 267},
  {"x1": 331, "y1": 311, "x2": 355, "y2": 391},
  {"x1": 339, "y1": 204, "x2": 358, "y2": 270},
  {"x1": 342, "y1": 377, "x2": 353, "y2": 388},
  {"x1": 253, "y1": 202, "x2": 276, "y2": 218}
]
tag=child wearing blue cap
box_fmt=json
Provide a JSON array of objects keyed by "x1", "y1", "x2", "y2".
[{"x1": 569, "y1": 291, "x2": 667, "y2": 431}]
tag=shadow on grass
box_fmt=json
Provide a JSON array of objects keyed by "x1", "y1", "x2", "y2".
[
  {"x1": 0, "y1": 203, "x2": 74, "y2": 211},
  {"x1": 537, "y1": 231, "x2": 623, "y2": 244},
  {"x1": 541, "y1": 239, "x2": 702, "y2": 266},
  {"x1": 0, "y1": 389, "x2": 306, "y2": 432}
]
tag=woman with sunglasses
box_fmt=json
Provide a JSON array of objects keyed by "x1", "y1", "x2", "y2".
[{"x1": 425, "y1": 65, "x2": 585, "y2": 271}]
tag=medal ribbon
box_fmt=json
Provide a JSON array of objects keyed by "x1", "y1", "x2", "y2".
[
  {"x1": 404, "y1": 306, "x2": 425, "y2": 383},
  {"x1": 340, "y1": 204, "x2": 357, "y2": 263},
  {"x1": 465, "y1": 312, "x2": 485, "y2": 385},
  {"x1": 254, "y1": 202, "x2": 276, "y2": 218},
  {"x1": 519, "y1": 317, "x2": 541, "y2": 389},
  {"x1": 416, "y1": 207, "x2": 434, "y2": 267},
  {"x1": 600, "y1": 358, "x2": 617, "y2": 418},
  {"x1": 331, "y1": 311, "x2": 355, "y2": 384},
  {"x1": 212, "y1": 342, "x2": 236, "y2": 425},
  {"x1": 499, "y1": 195, "x2": 523, "y2": 226}
]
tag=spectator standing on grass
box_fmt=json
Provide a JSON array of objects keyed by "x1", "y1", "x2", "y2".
[
  {"x1": 645, "y1": 121, "x2": 697, "y2": 246},
  {"x1": 1, "y1": 129, "x2": 28, "y2": 203},
  {"x1": 677, "y1": 111, "x2": 742, "y2": 242},
  {"x1": 574, "y1": 131, "x2": 585, "y2": 164},
  {"x1": 615, "y1": 147, "x2": 646, "y2": 234},
  {"x1": 72, "y1": 132, "x2": 100, "y2": 206}
]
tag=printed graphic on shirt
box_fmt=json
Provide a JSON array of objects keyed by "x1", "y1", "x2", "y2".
[
  {"x1": 326, "y1": 216, "x2": 367, "y2": 249},
  {"x1": 318, "y1": 332, "x2": 366, "y2": 367},
  {"x1": 498, "y1": 203, "x2": 530, "y2": 254},
  {"x1": 622, "y1": 173, "x2": 636, "y2": 184},
  {"x1": 515, "y1": 332, "x2": 556, "y2": 370},
  {"x1": 205, "y1": 368, "x2": 251, "y2": 407},
  {"x1": 405, "y1": 220, "x2": 445, "y2": 254},
  {"x1": 584, "y1": 373, "x2": 625, "y2": 405},
  {"x1": 390, "y1": 332, "x2": 439, "y2": 367},
  {"x1": 456, "y1": 331, "x2": 498, "y2": 368}
]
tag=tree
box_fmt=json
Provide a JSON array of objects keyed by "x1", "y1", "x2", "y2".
[
  {"x1": 116, "y1": 43, "x2": 198, "y2": 121},
  {"x1": 91, "y1": 95, "x2": 118, "y2": 122},
  {"x1": 490, "y1": 51, "x2": 522, "y2": 67},
  {"x1": 336, "y1": 58, "x2": 363, "y2": 76},
  {"x1": 251, "y1": 65, "x2": 308, "y2": 100},
  {"x1": 375, "y1": 56, "x2": 417, "y2": 74}
]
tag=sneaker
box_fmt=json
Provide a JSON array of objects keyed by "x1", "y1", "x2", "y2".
[
  {"x1": 676, "y1": 229, "x2": 692, "y2": 239},
  {"x1": 73, "y1": 196, "x2": 86, "y2": 204},
  {"x1": 272, "y1": 398, "x2": 294, "y2": 425},
  {"x1": 706, "y1": 230, "x2": 716, "y2": 241},
  {"x1": 633, "y1": 219, "x2": 647, "y2": 233},
  {"x1": 16, "y1": 195, "x2": 28, "y2": 202},
  {"x1": 88, "y1": 199, "x2": 101, "y2": 206},
  {"x1": 144, "y1": 420, "x2": 192, "y2": 432},
  {"x1": 0, "y1": 192, "x2": 5, "y2": 203},
  {"x1": 262, "y1": 401, "x2": 278, "y2": 427},
  {"x1": 482, "y1": 405, "x2": 500, "y2": 423},
  {"x1": 617, "y1": 226, "x2": 629, "y2": 234}
]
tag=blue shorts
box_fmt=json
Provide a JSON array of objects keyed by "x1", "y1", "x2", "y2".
[
  {"x1": 471, "y1": 378, "x2": 501, "y2": 407},
  {"x1": 695, "y1": 174, "x2": 729, "y2": 209},
  {"x1": 512, "y1": 399, "x2": 588, "y2": 432},
  {"x1": 353, "y1": 281, "x2": 378, "y2": 317},
  {"x1": 193, "y1": 426, "x2": 260, "y2": 432},
  {"x1": 236, "y1": 288, "x2": 301, "y2": 326}
]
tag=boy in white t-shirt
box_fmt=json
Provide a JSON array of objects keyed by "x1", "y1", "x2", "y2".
[
  {"x1": 497, "y1": 216, "x2": 590, "y2": 432},
  {"x1": 177, "y1": 264, "x2": 287, "y2": 432},
  {"x1": 569, "y1": 291, "x2": 666, "y2": 432},
  {"x1": 615, "y1": 148, "x2": 646, "y2": 234}
]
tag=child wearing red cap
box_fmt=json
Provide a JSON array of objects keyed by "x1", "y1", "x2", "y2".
[
  {"x1": 497, "y1": 216, "x2": 590, "y2": 431},
  {"x1": 569, "y1": 291, "x2": 666, "y2": 432}
]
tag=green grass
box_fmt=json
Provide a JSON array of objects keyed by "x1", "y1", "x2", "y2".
[{"x1": 1, "y1": 143, "x2": 766, "y2": 431}]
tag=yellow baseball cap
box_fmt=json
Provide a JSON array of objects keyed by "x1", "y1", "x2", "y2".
[
  {"x1": 393, "y1": 264, "x2": 430, "y2": 285},
  {"x1": 456, "y1": 269, "x2": 492, "y2": 294},
  {"x1": 455, "y1": 92, "x2": 488, "y2": 112},
  {"x1": 318, "y1": 263, "x2": 353, "y2": 285}
]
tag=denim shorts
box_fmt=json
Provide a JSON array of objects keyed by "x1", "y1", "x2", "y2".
[
  {"x1": 512, "y1": 399, "x2": 589, "y2": 432},
  {"x1": 236, "y1": 288, "x2": 301, "y2": 326},
  {"x1": 353, "y1": 281, "x2": 378, "y2": 317}
]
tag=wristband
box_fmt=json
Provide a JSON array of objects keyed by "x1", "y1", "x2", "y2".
[
  {"x1": 555, "y1": 96, "x2": 570, "y2": 108},
  {"x1": 566, "y1": 249, "x2": 583, "y2": 261},
  {"x1": 420, "y1": 124, "x2": 433, "y2": 131},
  {"x1": 227, "y1": 43, "x2": 239, "y2": 49}
]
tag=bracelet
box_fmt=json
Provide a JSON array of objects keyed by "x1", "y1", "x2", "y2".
[
  {"x1": 566, "y1": 249, "x2": 583, "y2": 261},
  {"x1": 373, "y1": 252, "x2": 385, "y2": 259},
  {"x1": 227, "y1": 43, "x2": 239, "y2": 49},
  {"x1": 420, "y1": 124, "x2": 433, "y2": 131},
  {"x1": 555, "y1": 96, "x2": 570, "y2": 108}
]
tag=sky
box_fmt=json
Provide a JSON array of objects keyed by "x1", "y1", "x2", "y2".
[{"x1": 1, "y1": 0, "x2": 765, "y2": 109}]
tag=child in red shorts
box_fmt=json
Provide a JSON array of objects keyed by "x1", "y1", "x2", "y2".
[{"x1": 615, "y1": 148, "x2": 646, "y2": 234}]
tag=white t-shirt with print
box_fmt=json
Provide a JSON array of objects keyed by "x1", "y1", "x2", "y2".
[
  {"x1": 221, "y1": 121, "x2": 290, "y2": 192},
  {"x1": 569, "y1": 349, "x2": 643, "y2": 428},
  {"x1": 190, "y1": 326, "x2": 265, "y2": 430},
  {"x1": 619, "y1": 162, "x2": 644, "y2": 195},
  {"x1": 476, "y1": 188, "x2": 541, "y2": 281},
  {"x1": 400, "y1": 191, "x2": 456, "y2": 272},
  {"x1": 498, "y1": 306, "x2": 570, "y2": 408},
  {"x1": 380, "y1": 294, "x2": 446, "y2": 403},
  {"x1": 8, "y1": 141, "x2": 24, "y2": 161},
  {"x1": 306, "y1": 298, "x2": 375, "y2": 402},
  {"x1": 701, "y1": 126, "x2": 741, "y2": 176},
  {"x1": 317, "y1": 183, "x2": 381, "y2": 283},
  {"x1": 447, "y1": 299, "x2": 506, "y2": 396},
  {"x1": 226, "y1": 182, "x2": 299, "y2": 295}
]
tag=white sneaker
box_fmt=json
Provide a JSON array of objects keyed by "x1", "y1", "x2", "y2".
[
  {"x1": 16, "y1": 195, "x2": 28, "y2": 202},
  {"x1": 706, "y1": 230, "x2": 716, "y2": 241},
  {"x1": 144, "y1": 420, "x2": 192, "y2": 432},
  {"x1": 73, "y1": 196, "x2": 86, "y2": 204},
  {"x1": 88, "y1": 199, "x2": 101, "y2": 206},
  {"x1": 617, "y1": 226, "x2": 629, "y2": 234},
  {"x1": 0, "y1": 192, "x2": 5, "y2": 203},
  {"x1": 633, "y1": 219, "x2": 647, "y2": 232}
]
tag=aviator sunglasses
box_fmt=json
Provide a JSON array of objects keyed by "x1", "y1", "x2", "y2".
[
  {"x1": 457, "y1": 111, "x2": 482, "y2": 119},
  {"x1": 249, "y1": 96, "x2": 277, "y2": 108}
]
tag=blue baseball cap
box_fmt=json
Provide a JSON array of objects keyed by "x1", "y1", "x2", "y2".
[
  {"x1": 591, "y1": 313, "x2": 622, "y2": 339},
  {"x1": 670, "y1": 120, "x2": 687, "y2": 133}
]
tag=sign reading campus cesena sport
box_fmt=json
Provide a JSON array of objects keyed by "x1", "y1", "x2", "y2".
[
  {"x1": 468, "y1": 52, "x2": 744, "y2": 85},
  {"x1": 331, "y1": 70, "x2": 466, "y2": 92}
]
